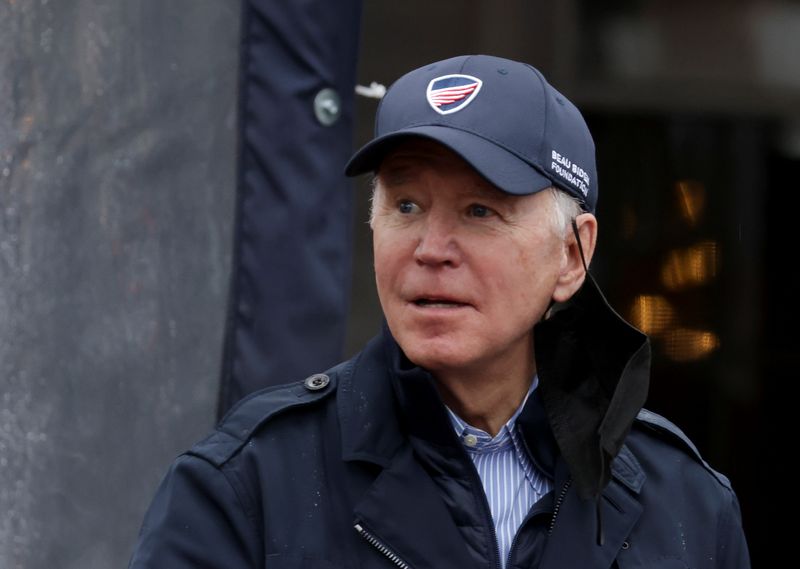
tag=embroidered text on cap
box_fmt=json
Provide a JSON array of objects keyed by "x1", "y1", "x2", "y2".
[{"x1": 426, "y1": 74, "x2": 482, "y2": 115}]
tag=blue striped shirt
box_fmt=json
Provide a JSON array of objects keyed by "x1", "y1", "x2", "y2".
[{"x1": 446, "y1": 378, "x2": 552, "y2": 569}]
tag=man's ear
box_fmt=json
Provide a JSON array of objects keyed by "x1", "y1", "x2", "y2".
[{"x1": 552, "y1": 213, "x2": 598, "y2": 303}]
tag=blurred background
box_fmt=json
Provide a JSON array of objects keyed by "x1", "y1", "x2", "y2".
[{"x1": 2, "y1": 0, "x2": 795, "y2": 567}]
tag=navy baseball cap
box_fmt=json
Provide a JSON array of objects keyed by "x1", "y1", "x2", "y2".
[{"x1": 345, "y1": 54, "x2": 598, "y2": 213}]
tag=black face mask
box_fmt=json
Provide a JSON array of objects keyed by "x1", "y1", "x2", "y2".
[{"x1": 533, "y1": 220, "x2": 651, "y2": 543}]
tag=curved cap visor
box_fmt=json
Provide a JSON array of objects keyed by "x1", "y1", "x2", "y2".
[{"x1": 345, "y1": 126, "x2": 554, "y2": 197}]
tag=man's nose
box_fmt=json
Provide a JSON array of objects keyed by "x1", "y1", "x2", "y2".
[{"x1": 414, "y1": 211, "x2": 462, "y2": 267}]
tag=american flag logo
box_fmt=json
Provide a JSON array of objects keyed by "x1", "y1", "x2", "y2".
[{"x1": 426, "y1": 74, "x2": 483, "y2": 115}]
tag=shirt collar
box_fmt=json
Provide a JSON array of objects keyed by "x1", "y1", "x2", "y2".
[{"x1": 446, "y1": 376, "x2": 539, "y2": 453}]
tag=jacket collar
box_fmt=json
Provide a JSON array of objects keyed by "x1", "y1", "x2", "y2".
[
  {"x1": 338, "y1": 322, "x2": 468, "y2": 464},
  {"x1": 337, "y1": 329, "x2": 405, "y2": 468}
]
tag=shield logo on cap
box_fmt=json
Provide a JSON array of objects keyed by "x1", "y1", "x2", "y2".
[{"x1": 426, "y1": 74, "x2": 482, "y2": 115}]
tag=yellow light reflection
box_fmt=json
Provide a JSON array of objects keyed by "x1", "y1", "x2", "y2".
[
  {"x1": 664, "y1": 328, "x2": 720, "y2": 362},
  {"x1": 629, "y1": 295, "x2": 674, "y2": 336},
  {"x1": 675, "y1": 179, "x2": 706, "y2": 227},
  {"x1": 661, "y1": 241, "x2": 719, "y2": 291}
]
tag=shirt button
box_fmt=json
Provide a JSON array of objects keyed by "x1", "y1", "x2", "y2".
[{"x1": 463, "y1": 434, "x2": 478, "y2": 447}]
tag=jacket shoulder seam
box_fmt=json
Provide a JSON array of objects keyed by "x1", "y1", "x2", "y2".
[
  {"x1": 634, "y1": 408, "x2": 732, "y2": 490},
  {"x1": 189, "y1": 369, "x2": 343, "y2": 467},
  {"x1": 172, "y1": 453, "x2": 262, "y2": 544}
]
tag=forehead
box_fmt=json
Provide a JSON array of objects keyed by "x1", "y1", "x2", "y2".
[
  {"x1": 379, "y1": 138, "x2": 472, "y2": 172},
  {"x1": 377, "y1": 139, "x2": 501, "y2": 196}
]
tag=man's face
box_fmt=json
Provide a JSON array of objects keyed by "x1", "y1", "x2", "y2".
[{"x1": 371, "y1": 139, "x2": 570, "y2": 378}]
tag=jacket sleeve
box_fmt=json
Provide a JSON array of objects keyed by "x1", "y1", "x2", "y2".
[
  {"x1": 716, "y1": 489, "x2": 751, "y2": 569},
  {"x1": 129, "y1": 454, "x2": 261, "y2": 569}
]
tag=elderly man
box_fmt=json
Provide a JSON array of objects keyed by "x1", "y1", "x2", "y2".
[{"x1": 130, "y1": 55, "x2": 749, "y2": 568}]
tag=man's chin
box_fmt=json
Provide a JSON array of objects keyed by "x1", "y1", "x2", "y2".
[{"x1": 397, "y1": 339, "x2": 472, "y2": 374}]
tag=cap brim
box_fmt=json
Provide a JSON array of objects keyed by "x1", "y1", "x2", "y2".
[{"x1": 344, "y1": 126, "x2": 553, "y2": 196}]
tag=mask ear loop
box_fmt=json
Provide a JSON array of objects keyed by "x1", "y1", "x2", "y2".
[{"x1": 571, "y1": 219, "x2": 589, "y2": 274}]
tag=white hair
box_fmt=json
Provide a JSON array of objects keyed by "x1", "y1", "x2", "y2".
[
  {"x1": 548, "y1": 187, "x2": 584, "y2": 237},
  {"x1": 368, "y1": 175, "x2": 380, "y2": 229},
  {"x1": 369, "y1": 178, "x2": 583, "y2": 237}
]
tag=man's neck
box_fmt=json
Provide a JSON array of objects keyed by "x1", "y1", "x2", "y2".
[{"x1": 433, "y1": 357, "x2": 536, "y2": 437}]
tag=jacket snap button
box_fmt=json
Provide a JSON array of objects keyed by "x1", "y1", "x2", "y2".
[
  {"x1": 304, "y1": 374, "x2": 330, "y2": 391},
  {"x1": 621, "y1": 541, "x2": 630, "y2": 550},
  {"x1": 313, "y1": 88, "x2": 341, "y2": 126}
]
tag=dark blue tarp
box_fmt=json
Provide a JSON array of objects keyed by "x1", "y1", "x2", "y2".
[{"x1": 218, "y1": 0, "x2": 363, "y2": 415}]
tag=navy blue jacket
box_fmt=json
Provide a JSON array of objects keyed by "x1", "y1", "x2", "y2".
[{"x1": 130, "y1": 281, "x2": 749, "y2": 568}]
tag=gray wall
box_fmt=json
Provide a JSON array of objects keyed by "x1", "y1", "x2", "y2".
[{"x1": 0, "y1": 3, "x2": 239, "y2": 567}]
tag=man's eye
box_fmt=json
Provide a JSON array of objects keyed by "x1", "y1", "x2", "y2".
[
  {"x1": 398, "y1": 200, "x2": 418, "y2": 214},
  {"x1": 468, "y1": 204, "x2": 494, "y2": 218}
]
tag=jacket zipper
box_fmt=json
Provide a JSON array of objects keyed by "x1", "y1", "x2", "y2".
[
  {"x1": 548, "y1": 478, "x2": 572, "y2": 535},
  {"x1": 354, "y1": 522, "x2": 411, "y2": 569},
  {"x1": 504, "y1": 476, "x2": 572, "y2": 567}
]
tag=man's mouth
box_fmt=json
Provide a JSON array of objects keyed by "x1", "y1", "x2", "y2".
[{"x1": 412, "y1": 298, "x2": 468, "y2": 308}]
